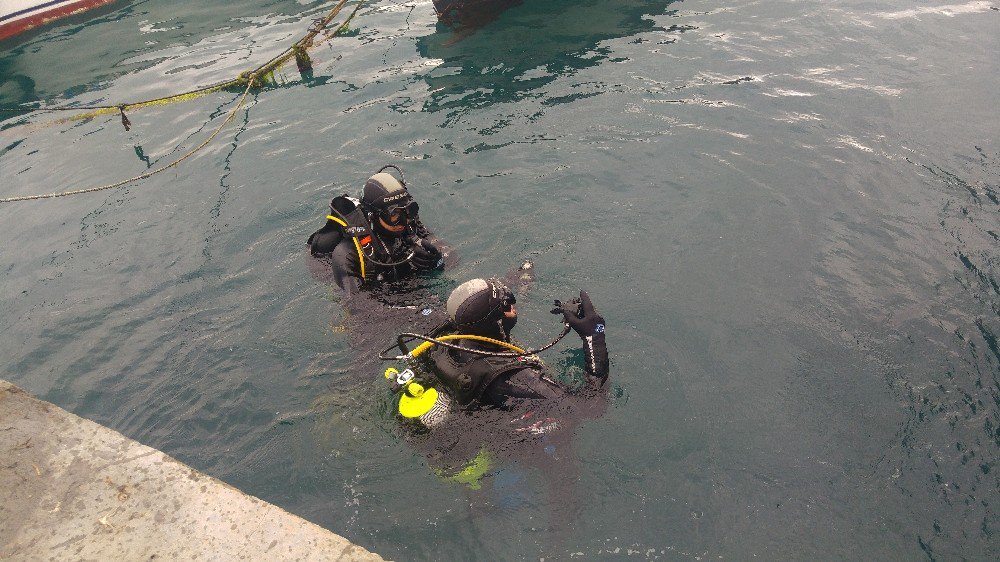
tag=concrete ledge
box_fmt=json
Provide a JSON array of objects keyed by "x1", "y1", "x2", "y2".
[{"x1": 0, "y1": 380, "x2": 385, "y2": 561}]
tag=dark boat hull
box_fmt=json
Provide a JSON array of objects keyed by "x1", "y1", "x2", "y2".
[{"x1": 432, "y1": 0, "x2": 524, "y2": 28}]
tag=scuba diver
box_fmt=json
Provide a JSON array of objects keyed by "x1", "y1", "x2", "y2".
[
  {"x1": 381, "y1": 274, "x2": 609, "y2": 431},
  {"x1": 307, "y1": 165, "x2": 449, "y2": 296},
  {"x1": 430, "y1": 277, "x2": 608, "y2": 408},
  {"x1": 379, "y1": 274, "x2": 610, "y2": 528}
]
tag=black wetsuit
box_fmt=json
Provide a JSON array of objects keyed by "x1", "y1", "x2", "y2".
[
  {"x1": 326, "y1": 226, "x2": 426, "y2": 295},
  {"x1": 309, "y1": 212, "x2": 439, "y2": 297},
  {"x1": 425, "y1": 331, "x2": 609, "y2": 409}
]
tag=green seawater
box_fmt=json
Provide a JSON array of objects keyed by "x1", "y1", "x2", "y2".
[{"x1": 2, "y1": 0, "x2": 999, "y2": 559}]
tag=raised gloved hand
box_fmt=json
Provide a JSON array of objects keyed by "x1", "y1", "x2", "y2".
[
  {"x1": 551, "y1": 290, "x2": 608, "y2": 381},
  {"x1": 551, "y1": 290, "x2": 605, "y2": 339},
  {"x1": 410, "y1": 238, "x2": 443, "y2": 270}
]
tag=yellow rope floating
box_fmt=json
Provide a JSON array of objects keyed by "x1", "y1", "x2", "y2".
[
  {"x1": 0, "y1": 81, "x2": 254, "y2": 203},
  {"x1": 19, "y1": 0, "x2": 360, "y2": 123},
  {"x1": 0, "y1": 0, "x2": 366, "y2": 204}
]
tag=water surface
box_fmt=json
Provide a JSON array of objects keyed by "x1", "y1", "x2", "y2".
[{"x1": 2, "y1": 0, "x2": 998, "y2": 559}]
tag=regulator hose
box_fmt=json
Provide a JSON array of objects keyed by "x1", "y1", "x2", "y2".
[{"x1": 379, "y1": 325, "x2": 572, "y2": 361}]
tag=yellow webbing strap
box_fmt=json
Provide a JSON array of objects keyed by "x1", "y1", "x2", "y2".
[
  {"x1": 327, "y1": 214, "x2": 366, "y2": 280},
  {"x1": 409, "y1": 335, "x2": 526, "y2": 358}
]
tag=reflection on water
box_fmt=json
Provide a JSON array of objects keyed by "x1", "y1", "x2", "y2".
[
  {"x1": 432, "y1": 0, "x2": 524, "y2": 30},
  {"x1": 417, "y1": 0, "x2": 683, "y2": 118},
  {"x1": 0, "y1": 0, "x2": 327, "y2": 109}
]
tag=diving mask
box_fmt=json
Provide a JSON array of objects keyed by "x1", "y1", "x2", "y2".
[{"x1": 380, "y1": 199, "x2": 419, "y2": 226}]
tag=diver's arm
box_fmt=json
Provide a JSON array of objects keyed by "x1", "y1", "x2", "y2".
[
  {"x1": 329, "y1": 241, "x2": 364, "y2": 295},
  {"x1": 580, "y1": 330, "x2": 609, "y2": 384},
  {"x1": 408, "y1": 220, "x2": 456, "y2": 271},
  {"x1": 553, "y1": 291, "x2": 609, "y2": 384},
  {"x1": 427, "y1": 236, "x2": 458, "y2": 271},
  {"x1": 482, "y1": 366, "x2": 565, "y2": 406},
  {"x1": 408, "y1": 237, "x2": 447, "y2": 271}
]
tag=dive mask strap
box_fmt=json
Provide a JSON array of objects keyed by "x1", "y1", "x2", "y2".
[{"x1": 376, "y1": 164, "x2": 406, "y2": 187}]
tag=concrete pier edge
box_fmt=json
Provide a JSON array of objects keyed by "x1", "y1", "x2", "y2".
[{"x1": 0, "y1": 380, "x2": 385, "y2": 561}]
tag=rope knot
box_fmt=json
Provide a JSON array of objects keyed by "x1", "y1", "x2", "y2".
[
  {"x1": 237, "y1": 71, "x2": 260, "y2": 88},
  {"x1": 293, "y1": 44, "x2": 313, "y2": 73}
]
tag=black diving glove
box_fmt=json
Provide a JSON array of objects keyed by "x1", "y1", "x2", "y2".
[
  {"x1": 410, "y1": 238, "x2": 443, "y2": 270},
  {"x1": 551, "y1": 290, "x2": 609, "y2": 382}
]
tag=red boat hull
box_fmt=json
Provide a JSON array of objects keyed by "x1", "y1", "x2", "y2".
[{"x1": 0, "y1": 0, "x2": 118, "y2": 41}]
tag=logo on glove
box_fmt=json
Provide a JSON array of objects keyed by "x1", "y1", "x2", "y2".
[{"x1": 595, "y1": 323, "x2": 605, "y2": 334}]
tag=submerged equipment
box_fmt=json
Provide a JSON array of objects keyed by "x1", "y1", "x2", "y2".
[{"x1": 433, "y1": 448, "x2": 493, "y2": 490}]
